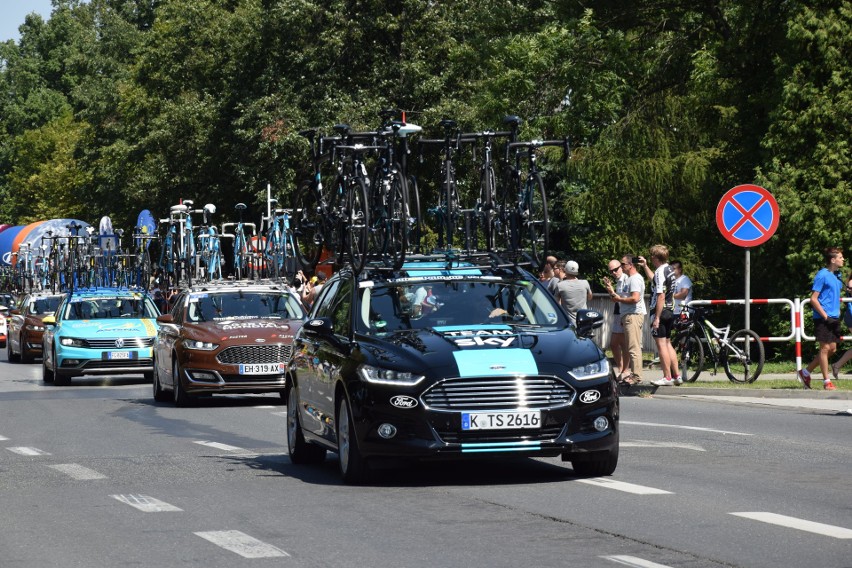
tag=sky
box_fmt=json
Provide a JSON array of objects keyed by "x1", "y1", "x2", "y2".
[{"x1": 1, "y1": 0, "x2": 55, "y2": 43}]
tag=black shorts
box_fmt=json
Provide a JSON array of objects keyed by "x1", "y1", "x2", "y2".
[
  {"x1": 814, "y1": 317, "x2": 841, "y2": 343},
  {"x1": 652, "y1": 309, "x2": 675, "y2": 339}
]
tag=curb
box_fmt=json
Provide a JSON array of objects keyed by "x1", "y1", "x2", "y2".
[{"x1": 618, "y1": 384, "x2": 852, "y2": 400}]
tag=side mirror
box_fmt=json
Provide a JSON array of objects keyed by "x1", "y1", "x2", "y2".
[
  {"x1": 10, "y1": 308, "x2": 20, "y2": 316},
  {"x1": 575, "y1": 309, "x2": 604, "y2": 338},
  {"x1": 156, "y1": 314, "x2": 174, "y2": 324},
  {"x1": 43, "y1": 315, "x2": 56, "y2": 327},
  {"x1": 301, "y1": 316, "x2": 334, "y2": 337}
]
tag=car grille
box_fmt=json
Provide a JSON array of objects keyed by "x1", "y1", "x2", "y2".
[
  {"x1": 217, "y1": 344, "x2": 292, "y2": 365},
  {"x1": 436, "y1": 424, "x2": 566, "y2": 444},
  {"x1": 84, "y1": 337, "x2": 154, "y2": 349},
  {"x1": 422, "y1": 376, "x2": 575, "y2": 411},
  {"x1": 80, "y1": 358, "x2": 154, "y2": 369}
]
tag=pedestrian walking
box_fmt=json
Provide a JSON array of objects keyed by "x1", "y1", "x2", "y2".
[
  {"x1": 554, "y1": 260, "x2": 593, "y2": 325},
  {"x1": 603, "y1": 259, "x2": 630, "y2": 380},
  {"x1": 830, "y1": 270, "x2": 852, "y2": 379},
  {"x1": 609, "y1": 255, "x2": 646, "y2": 384},
  {"x1": 799, "y1": 247, "x2": 844, "y2": 390}
]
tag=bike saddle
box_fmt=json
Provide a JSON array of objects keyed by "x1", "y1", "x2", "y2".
[
  {"x1": 333, "y1": 124, "x2": 351, "y2": 135},
  {"x1": 503, "y1": 115, "x2": 522, "y2": 127},
  {"x1": 298, "y1": 128, "x2": 317, "y2": 139},
  {"x1": 439, "y1": 118, "x2": 457, "y2": 130},
  {"x1": 235, "y1": 203, "x2": 247, "y2": 211},
  {"x1": 170, "y1": 204, "x2": 188, "y2": 213}
]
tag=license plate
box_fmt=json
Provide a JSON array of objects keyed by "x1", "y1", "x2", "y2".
[
  {"x1": 461, "y1": 410, "x2": 541, "y2": 430},
  {"x1": 238, "y1": 363, "x2": 285, "y2": 375},
  {"x1": 104, "y1": 351, "x2": 135, "y2": 360}
]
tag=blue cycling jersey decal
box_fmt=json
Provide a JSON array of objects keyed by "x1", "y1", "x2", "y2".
[{"x1": 453, "y1": 348, "x2": 538, "y2": 377}]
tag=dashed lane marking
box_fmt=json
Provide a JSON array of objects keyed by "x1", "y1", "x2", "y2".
[
  {"x1": 0, "y1": 435, "x2": 8, "y2": 441},
  {"x1": 731, "y1": 512, "x2": 852, "y2": 539},
  {"x1": 194, "y1": 440, "x2": 244, "y2": 452},
  {"x1": 195, "y1": 530, "x2": 290, "y2": 558},
  {"x1": 49, "y1": 463, "x2": 107, "y2": 480},
  {"x1": 622, "y1": 440, "x2": 706, "y2": 451},
  {"x1": 575, "y1": 478, "x2": 673, "y2": 495},
  {"x1": 620, "y1": 420, "x2": 752, "y2": 436},
  {"x1": 7, "y1": 447, "x2": 50, "y2": 456},
  {"x1": 601, "y1": 555, "x2": 673, "y2": 567},
  {"x1": 111, "y1": 494, "x2": 183, "y2": 512}
]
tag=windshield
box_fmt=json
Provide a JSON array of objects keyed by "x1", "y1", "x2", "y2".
[
  {"x1": 357, "y1": 278, "x2": 568, "y2": 334},
  {"x1": 186, "y1": 291, "x2": 304, "y2": 322},
  {"x1": 64, "y1": 296, "x2": 159, "y2": 320},
  {"x1": 30, "y1": 296, "x2": 64, "y2": 315}
]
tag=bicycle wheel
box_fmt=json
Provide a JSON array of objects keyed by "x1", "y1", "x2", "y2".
[
  {"x1": 293, "y1": 181, "x2": 323, "y2": 271},
  {"x1": 387, "y1": 170, "x2": 409, "y2": 269},
  {"x1": 723, "y1": 329, "x2": 765, "y2": 383},
  {"x1": 480, "y1": 165, "x2": 497, "y2": 251},
  {"x1": 408, "y1": 175, "x2": 422, "y2": 254},
  {"x1": 523, "y1": 172, "x2": 549, "y2": 269},
  {"x1": 678, "y1": 331, "x2": 705, "y2": 382},
  {"x1": 346, "y1": 178, "x2": 369, "y2": 274}
]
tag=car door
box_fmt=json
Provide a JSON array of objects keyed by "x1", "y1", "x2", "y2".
[
  {"x1": 8, "y1": 298, "x2": 26, "y2": 354},
  {"x1": 156, "y1": 294, "x2": 185, "y2": 388}
]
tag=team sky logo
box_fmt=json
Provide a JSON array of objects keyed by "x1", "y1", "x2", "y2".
[{"x1": 442, "y1": 329, "x2": 516, "y2": 348}]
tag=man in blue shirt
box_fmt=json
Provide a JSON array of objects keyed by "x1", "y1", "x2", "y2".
[{"x1": 798, "y1": 247, "x2": 844, "y2": 390}]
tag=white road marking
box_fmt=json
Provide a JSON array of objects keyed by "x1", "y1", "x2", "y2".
[
  {"x1": 731, "y1": 512, "x2": 852, "y2": 539},
  {"x1": 271, "y1": 411, "x2": 287, "y2": 417},
  {"x1": 7, "y1": 446, "x2": 50, "y2": 456},
  {"x1": 195, "y1": 530, "x2": 289, "y2": 558},
  {"x1": 194, "y1": 440, "x2": 244, "y2": 452},
  {"x1": 601, "y1": 555, "x2": 674, "y2": 567},
  {"x1": 0, "y1": 435, "x2": 8, "y2": 441},
  {"x1": 111, "y1": 494, "x2": 183, "y2": 512},
  {"x1": 48, "y1": 463, "x2": 107, "y2": 480},
  {"x1": 621, "y1": 420, "x2": 752, "y2": 436},
  {"x1": 622, "y1": 440, "x2": 706, "y2": 451},
  {"x1": 575, "y1": 478, "x2": 673, "y2": 495},
  {"x1": 252, "y1": 405, "x2": 277, "y2": 409}
]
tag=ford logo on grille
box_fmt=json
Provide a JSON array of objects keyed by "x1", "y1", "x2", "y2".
[
  {"x1": 115, "y1": 338, "x2": 124, "y2": 348},
  {"x1": 390, "y1": 395, "x2": 418, "y2": 409},
  {"x1": 255, "y1": 338, "x2": 266, "y2": 343},
  {"x1": 579, "y1": 390, "x2": 601, "y2": 404}
]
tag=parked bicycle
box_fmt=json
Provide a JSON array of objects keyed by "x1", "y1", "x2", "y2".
[{"x1": 674, "y1": 306, "x2": 765, "y2": 383}]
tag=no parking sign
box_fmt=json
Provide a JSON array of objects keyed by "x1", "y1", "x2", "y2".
[{"x1": 716, "y1": 184, "x2": 779, "y2": 247}]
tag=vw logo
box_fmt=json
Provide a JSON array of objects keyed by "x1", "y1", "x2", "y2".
[
  {"x1": 579, "y1": 390, "x2": 601, "y2": 404},
  {"x1": 114, "y1": 338, "x2": 124, "y2": 348},
  {"x1": 390, "y1": 395, "x2": 418, "y2": 409}
]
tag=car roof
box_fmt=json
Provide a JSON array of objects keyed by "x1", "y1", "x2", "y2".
[
  {"x1": 183, "y1": 281, "x2": 294, "y2": 295},
  {"x1": 356, "y1": 252, "x2": 538, "y2": 285},
  {"x1": 66, "y1": 287, "x2": 151, "y2": 298}
]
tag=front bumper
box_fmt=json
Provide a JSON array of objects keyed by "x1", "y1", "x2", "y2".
[{"x1": 56, "y1": 345, "x2": 154, "y2": 377}]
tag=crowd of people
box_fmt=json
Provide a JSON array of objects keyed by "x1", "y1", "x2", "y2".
[{"x1": 543, "y1": 245, "x2": 852, "y2": 390}]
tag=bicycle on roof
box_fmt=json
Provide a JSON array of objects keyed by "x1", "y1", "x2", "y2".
[{"x1": 221, "y1": 202, "x2": 257, "y2": 281}]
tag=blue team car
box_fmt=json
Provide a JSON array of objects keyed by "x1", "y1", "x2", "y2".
[{"x1": 42, "y1": 288, "x2": 160, "y2": 385}]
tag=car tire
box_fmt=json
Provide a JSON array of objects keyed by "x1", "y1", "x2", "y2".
[
  {"x1": 173, "y1": 357, "x2": 193, "y2": 407},
  {"x1": 571, "y1": 443, "x2": 619, "y2": 477},
  {"x1": 7, "y1": 337, "x2": 20, "y2": 363},
  {"x1": 336, "y1": 395, "x2": 369, "y2": 484},
  {"x1": 41, "y1": 351, "x2": 54, "y2": 383},
  {"x1": 152, "y1": 362, "x2": 169, "y2": 402},
  {"x1": 53, "y1": 361, "x2": 71, "y2": 386},
  {"x1": 287, "y1": 386, "x2": 327, "y2": 465}
]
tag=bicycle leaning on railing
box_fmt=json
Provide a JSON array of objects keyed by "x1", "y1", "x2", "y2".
[{"x1": 673, "y1": 306, "x2": 765, "y2": 383}]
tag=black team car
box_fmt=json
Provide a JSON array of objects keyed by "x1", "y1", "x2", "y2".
[{"x1": 287, "y1": 254, "x2": 619, "y2": 483}]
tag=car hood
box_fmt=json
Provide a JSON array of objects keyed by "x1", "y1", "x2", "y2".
[
  {"x1": 58, "y1": 318, "x2": 158, "y2": 337},
  {"x1": 356, "y1": 324, "x2": 604, "y2": 378},
  {"x1": 182, "y1": 319, "x2": 302, "y2": 343}
]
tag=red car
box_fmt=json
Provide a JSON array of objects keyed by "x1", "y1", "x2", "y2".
[{"x1": 7, "y1": 293, "x2": 65, "y2": 363}]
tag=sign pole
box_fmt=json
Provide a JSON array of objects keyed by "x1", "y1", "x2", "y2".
[{"x1": 745, "y1": 248, "x2": 751, "y2": 331}]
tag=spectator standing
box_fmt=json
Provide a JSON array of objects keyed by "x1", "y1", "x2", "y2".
[
  {"x1": 603, "y1": 259, "x2": 630, "y2": 381},
  {"x1": 830, "y1": 271, "x2": 852, "y2": 379},
  {"x1": 540, "y1": 256, "x2": 560, "y2": 295},
  {"x1": 644, "y1": 245, "x2": 680, "y2": 386},
  {"x1": 799, "y1": 247, "x2": 844, "y2": 390},
  {"x1": 554, "y1": 260, "x2": 593, "y2": 324},
  {"x1": 671, "y1": 260, "x2": 693, "y2": 315},
  {"x1": 609, "y1": 255, "x2": 646, "y2": 384}
]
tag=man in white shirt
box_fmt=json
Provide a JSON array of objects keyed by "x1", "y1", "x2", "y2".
[
  {"x1": 671, "y1": 260, "x2": 693, "y2": 315},
  {"x1": 609, "y1": 255, "x2": 646, "y2": 384}
]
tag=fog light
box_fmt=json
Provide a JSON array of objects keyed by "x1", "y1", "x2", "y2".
[
  {"x1": 189, "y1": 371, "x2": 218, "y2": 382},
  {"x1": 377, "y1": 423, "x2": 397, "y2": 439},
  {"x1": 63, "y1": 360, "x2": 79, "y2": 366},
  {"x1": 593, "y1": 416, "x2": 609, "y2": 432}
]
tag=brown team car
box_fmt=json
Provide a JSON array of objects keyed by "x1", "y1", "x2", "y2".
[
  {"x1": 7, "y1": 292, "x2": 65, "y2": 363},
  {"x1": 153, "y1": 282, "x2": 307, "y2": 406}
]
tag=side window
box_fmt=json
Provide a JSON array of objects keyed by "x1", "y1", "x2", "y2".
[
  {"x1": 330, "y1": 279, "x2": 353, "y2": 337},
  {"x1": 312, "y1": 280, "x2": 341, "y2": 319}
]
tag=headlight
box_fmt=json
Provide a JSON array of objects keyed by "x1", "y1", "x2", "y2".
[
  {"x1": 26, "y1": 324, "x2": 45, "y2": 332},
  {"x1": 60, "y1": 337, "x2": 86, "y2": 347},
  {"x1": 569, "y1": 358, "x2": 610, "y2": 381},
  {"x1": 358, "y1": 364, "x2": 425, "y2": 386},
  {"x1": 184, "y1": 340, "x2": 219, "y2": 351}
]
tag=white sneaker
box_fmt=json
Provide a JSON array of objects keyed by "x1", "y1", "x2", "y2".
[
  {"x1": 673, "y1": 375, "x2": 683, "y2": 385},
  {"x1": 651, "y1": 377, "x2": 675, "y2": 386}
]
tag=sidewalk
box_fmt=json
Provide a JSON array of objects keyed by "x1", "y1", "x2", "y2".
[{"x1": 619, "y1": 372, "x2": 852, "y2": 413}]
